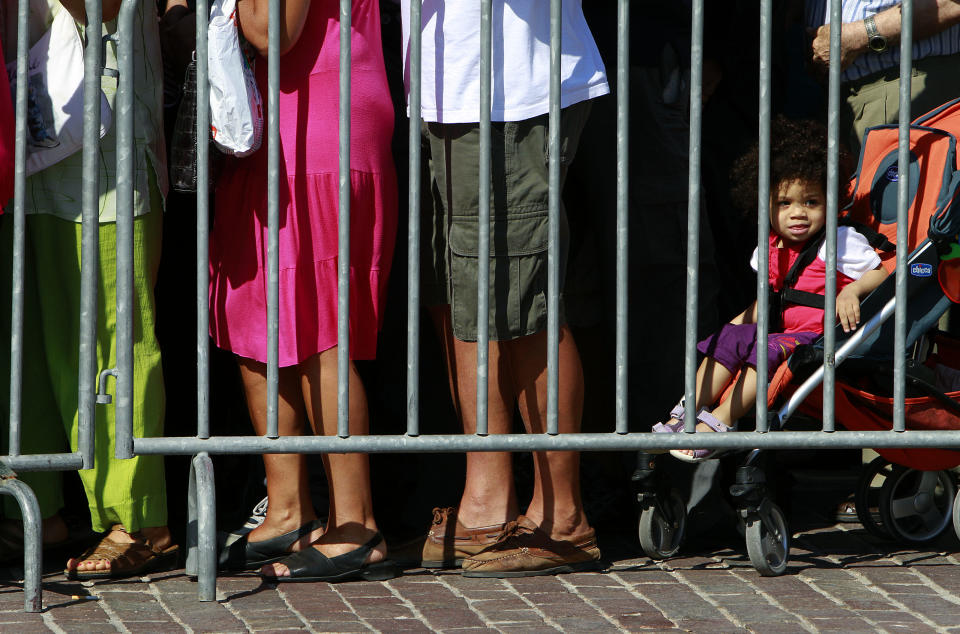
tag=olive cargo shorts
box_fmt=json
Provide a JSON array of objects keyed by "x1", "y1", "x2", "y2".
[{"x1": 421, "y1": 100, "x2": 592, "y2": 342}]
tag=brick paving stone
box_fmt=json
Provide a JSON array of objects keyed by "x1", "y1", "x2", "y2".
[
  {"x1": 864, "y1": 609, "x2": 941, "y2": 625},
  {"x1": 241, "y1": 614, "x2": 309, "y2": 630},
  {"x1": 418, "y1": 605, "x2": 485, "y2": 629},
  {"x1": 590, "y1": 596, "x2": 656, "y2": 617},
  {"x1": 446, "y1": 589, "x2": 515, "y2": 601},
  {"x1": 520, "y1": 600, "x2": 605, "y2": 621},
  {"x1": 307, "y1": 620, "x2": 370, "y2": 632},
  {"x1": 806, "y1": 616, "x2": 897, "y2": 632},
  {"x1": 0, "y1": 610, "x2": 46, "y2": 622},
  {"x1": 633, "y1": 582, "x2": 727, "y2": 620},
  {"x1": 349, "y1": 597, "x2": 416, "y2": 619},
  {"x1": 566, "y1": 571, "x2": 632, "y2": 586},
  {"x1": 569, "y1": 584, "x2": 637, "y2": 601},
  {"x1": 614, "y1": 610, "x2": 674, "y2": 630},
  {"x1": 610, "y1": 569, "x2": 678, "y2": 585},
  {"x1": 473, "y1": 597, "x2": 542, "y2": 613},
  {"x1": 550, "y1": 616, "x2": 622, "y2": 632},
  {"x1": 672, "y1": 617, "x2": 739, "y2": 630},
  {"x1": 515, "y1": 590, "x2": 585, "y2": 605},
  {"x1": 336, "y1": 583, "x2": 396, "y2": 598},
  {"x1": 124, "y1": 621, "x2": 192, "y2": 633},
  {"x1": 485, "y1": 608, "x2": 553, "y2": 625},
  {"x1": 0, "y1": 624, "x2": 48, "y2": 634},
  {"x1": 48, "y1": 622, "x2": 117, "y2": 633},
  {"x1": 362, "y1": 617, "x2": 435, "y2": 632},
  {"x1": 290, "y1": 601, "x2": 356, "y2": 621}
]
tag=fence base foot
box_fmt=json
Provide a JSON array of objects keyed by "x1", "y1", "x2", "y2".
[
  {"x1": 186, "y1": 452, "x2": 217, "y2": 601},
  {"x1": 0, "y1": 463, "x2": 43, "y2": 612}
]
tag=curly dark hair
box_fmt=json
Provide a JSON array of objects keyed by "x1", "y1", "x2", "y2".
[{"x1": 730, "y1": 116, "x2": 854, "y2": 215}]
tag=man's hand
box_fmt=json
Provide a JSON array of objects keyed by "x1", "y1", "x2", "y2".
[{"x1": 808, "y1": 22, "x2": 868, "y2": 74}]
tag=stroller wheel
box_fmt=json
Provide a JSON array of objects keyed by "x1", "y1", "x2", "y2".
[
  {"x1": 855, "y1": 457, "x2": 895, "y2": 539},
  {"x1": 745, "y1": 500, "x2": 790, "y2": 577},
  {"x1": 953, "y1": 488, "x2": 960, "y2": 543},
  {"x1": 638, "y1": 489, "x2": 686, "y2": 559},
  {"x1": 878, "y1": 467, "x2": 955, "y2": 545}
]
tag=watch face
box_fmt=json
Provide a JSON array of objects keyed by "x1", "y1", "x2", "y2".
[{"x1": 869, "y1": 36, "x2": 888, "y2": 53}]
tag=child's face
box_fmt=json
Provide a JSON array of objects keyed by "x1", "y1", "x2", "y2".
[{"x1": 770, "y1": 179, "x2": 826, "y2": 245}]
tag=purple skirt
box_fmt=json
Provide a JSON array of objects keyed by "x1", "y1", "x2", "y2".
[{"x1": 697, "y1": 323, "x2": 819, "y2": 373}]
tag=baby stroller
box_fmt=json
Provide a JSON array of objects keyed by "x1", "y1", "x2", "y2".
[{"x1": 634, "y1": 98, "x2": 960, "y2": 575}]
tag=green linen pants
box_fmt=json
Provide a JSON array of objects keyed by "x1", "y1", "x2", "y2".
[{"x1": 0, "y1": 207, "x2": 167, "y2": 532}]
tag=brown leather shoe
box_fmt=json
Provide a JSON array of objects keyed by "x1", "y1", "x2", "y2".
[
  {"x1": 420, "y1": 507, "x2": 506, "y2": 569},
  {"x1": 461, "y1": 515, "x2": 602, "y2": 578}
]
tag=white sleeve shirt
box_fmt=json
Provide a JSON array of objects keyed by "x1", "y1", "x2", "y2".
[{"x1": 400, "y1": 0, "x2": 609, "y2": 123}]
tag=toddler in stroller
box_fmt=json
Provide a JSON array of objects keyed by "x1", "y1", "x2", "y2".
[
  {"x1": 637, "y1": 98, "x2": 960, "y2": 575},
  {"x1": 768, "y1": 97, "x2": 960, "y2": 548},
  {"x1": 652, "y1": 117, "x2": 887, "y2": 461}
]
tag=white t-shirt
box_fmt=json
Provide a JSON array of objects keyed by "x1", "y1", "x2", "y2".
[
  {"x1": 400, "y1": 0, "x2": 609, "y2": 123},
  {"x1": 749, "y1": 226, "x2": 882, "y2": 279}
]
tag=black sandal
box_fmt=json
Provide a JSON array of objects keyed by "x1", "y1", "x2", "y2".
[
  {"x1": 218, "y1": 518, "x2": 324, "y2": 571},
  {"x1": 263, "y1": 532, "x2": 399, "y2": 583}
]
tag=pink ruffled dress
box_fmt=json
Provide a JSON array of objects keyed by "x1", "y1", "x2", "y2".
[{"x1": 209, "y1": 0, "x2": 397, "y2": 366}]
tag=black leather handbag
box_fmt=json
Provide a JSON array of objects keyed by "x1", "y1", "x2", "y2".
[{"x1": 170, "y1": 58, "x2": 222, "y2": 193}]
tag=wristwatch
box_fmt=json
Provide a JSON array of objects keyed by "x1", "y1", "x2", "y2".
[{"x1": 865, "y1": 15, "x2": 888, "y2": 53}]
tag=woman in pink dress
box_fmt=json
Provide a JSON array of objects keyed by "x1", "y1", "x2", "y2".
[{"x1": 209, "y1": 0, "x2": 398, "y2": 581}]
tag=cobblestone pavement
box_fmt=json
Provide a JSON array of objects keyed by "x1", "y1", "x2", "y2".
[{"x1": 2, "y1": 519, "x2": 959, "y2": 633}]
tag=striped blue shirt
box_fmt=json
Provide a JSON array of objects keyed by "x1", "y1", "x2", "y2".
[{"x1": 806, "y1": 0, "x2": 960, "y2": 82}]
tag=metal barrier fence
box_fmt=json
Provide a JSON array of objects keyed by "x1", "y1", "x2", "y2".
[{"x1": 4, "y1": 0, "x2": 960, "y2": 612}]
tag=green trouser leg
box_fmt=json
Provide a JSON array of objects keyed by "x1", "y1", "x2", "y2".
[
  {"x1": 0, "y1": 217, "x2": 66, "y2": 520},
  {"x1": 1, "y1": 208, "x2": 167, "y2": 532}
]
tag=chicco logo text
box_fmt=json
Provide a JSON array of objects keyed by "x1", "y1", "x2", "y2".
[{"x1": 910, "y1": 263, "x2": 934, "y2": 277}]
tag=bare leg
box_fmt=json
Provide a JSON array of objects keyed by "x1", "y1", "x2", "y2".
[
  {"x1": 428, "y1": 305, "x2": 463, "y2": 423},
  {"x1": 236, "y1": 358, "x2": 322, "y2": 548},
  {"x1": 674, "y1": 367, "x2": 757, "y2": 458},
  {"x1": 263, "y1": 349, "x2": 385, "y2": 577},
  {"x1": 710, "y1": 366, "x2": 758, "y2": 426},
  {"x1": 663, "y1": 356, "x2": 736, "y2": 426},
  {"x1": 448, "y1": 331, "x2": 520, "y2": 528},
  {"x1": 510, "y1": 326, "x2": 591, "y2": 540}
]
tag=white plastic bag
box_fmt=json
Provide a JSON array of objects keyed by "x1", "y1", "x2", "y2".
[
  {"x1": 208, "y1": 0, "x2": 263, "y2": 157},
  {"x1": 5, "y1": 8, "x2": 112, "y2": 176}
]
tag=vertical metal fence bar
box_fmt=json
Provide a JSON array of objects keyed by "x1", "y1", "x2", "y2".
[
  {"x1": 614, "y1": 0, "x2": 629, "y2": 435},
  {"x1": 755, "y1": 0, "x2": 772, "y2": 433},
  {"x1": 406, "y1": 0, "x2": 422, "y2": 436},
  {"x1": 114, "y1": 0, "x2": 136, "y2": 459},
  {"x1": 545, "y1": 0, "x2": 560, "y2": 436},
  {"x1": 822, "y1": 0, "x2": 843, "y2": 433},
  {"x1": 683, "y1": 0, "x2": 704, "y2": 432},
  {"x1": 266, "y1": 0, "x2": 281, "y2": 439},
  {"x1": 196, "y1": 0, "x2": 210, "y2": 439},
  {"x1": 337, "y1": 0, "x2": 352, "y2": 438},
  {"x1": 7, "y1": 0, "x2": 29, "y2": 457},
  {"x1": 79, "y1": 0, "x2": 105, "y2": 468},
  {"x1": 476, "y1": 0, "x2": 491, "y2": 437},
  {"x1": 893, "y1": 0, "x2": 913, "y2": 432}
]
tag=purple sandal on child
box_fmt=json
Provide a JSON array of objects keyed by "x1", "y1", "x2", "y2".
[
  {"x1": 669, "y1": 410, "x2": 734, "y2": 463},
  {"x1": 652, "y1": 400, "x2": 706, "y2": 433},
  {"x1": 652, "y1": 402, "x2": 687, "y2": 433}
]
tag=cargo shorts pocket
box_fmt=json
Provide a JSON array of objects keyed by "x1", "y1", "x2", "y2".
[{"x1": 448, "y1": 212, "x2": 550, "y2": 342}]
